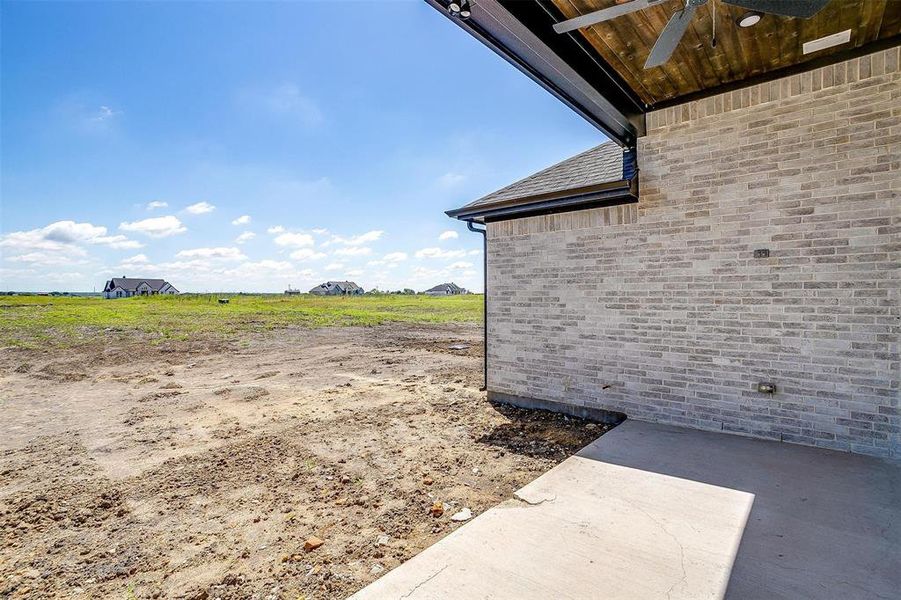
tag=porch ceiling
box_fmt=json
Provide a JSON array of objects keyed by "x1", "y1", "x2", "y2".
[
  {"x1": 551, "y1": 0, "x2": 901, "y2": 106},
  {"x1": 428, "y1": 0, "x2": 901, "y2": 145}
]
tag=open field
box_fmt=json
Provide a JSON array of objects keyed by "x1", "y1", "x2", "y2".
[
  {"x1": 0, "y1": 294, "x2": 483, "y2": 348},
  {"x1": 0, "y1": 297, "x2": 608, "y2": 599}
]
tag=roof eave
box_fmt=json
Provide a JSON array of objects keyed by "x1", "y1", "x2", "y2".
[{"x1": 447, "y1": 177, "x2": 637, "y2": 223}]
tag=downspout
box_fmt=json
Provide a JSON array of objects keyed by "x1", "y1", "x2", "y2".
[{"x1": 467, "y1": 220, "x2": 488, "y2": 392}]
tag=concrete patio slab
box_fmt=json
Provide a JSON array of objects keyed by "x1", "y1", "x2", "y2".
[{"x1": 351, "y1": 420, "x2": 900, "y2": 600}]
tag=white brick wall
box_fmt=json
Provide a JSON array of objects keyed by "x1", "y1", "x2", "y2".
[{"x1": 487, "y1": 48, "x2": 900, "y2": 457}]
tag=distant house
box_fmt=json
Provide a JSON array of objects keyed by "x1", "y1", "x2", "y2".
[
  {"x1": 103, "y1": 277, "x2": 178, "y2": 299},
  {"x1": 424, "y1": 282, "x2": 466, "y2": 296},
  {"x1": 309, "y1": 281, "x2": 364, "y2": 296}
]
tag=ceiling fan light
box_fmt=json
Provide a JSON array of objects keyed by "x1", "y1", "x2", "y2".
[
  {"x1": 448, "y1": 2, "x2": 461, "y2": 14},
  {"x1": 737, "y1": 11, "x2": 762, "y2": 28},
  {"x1": 460, "y1": 9, "x2": 471, "y2": 18}
]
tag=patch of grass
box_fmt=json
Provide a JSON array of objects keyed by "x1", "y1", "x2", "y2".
[{"x1": 0, "y1": 293, "x2": 483, "y2": 348}]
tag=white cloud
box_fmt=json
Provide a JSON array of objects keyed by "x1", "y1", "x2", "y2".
[
  {"x1": 1, "y1": 220, "x2": 142, "y2": 255},
  {"x1": 267, "y1": 225, "x2": 286, "y2": 234},
  {"x1": 223, "y1": 260, "x2": 299, "y2": 277},
  {"x1": 119, "y1": 215, "x2": 187, "y2": 238},
  {"x1": 411, "y1": 266, "x2": 443, "y2": 279},
  {"x1": 92, "y1": 105, "x2": 120, "y2": 122},
  {"x1": 345, "y1": 269, "x2": 364, "y2": 277},
  {"x1": 0, "y1": 229, "x2": 59, "y2": 252},
  {"x1": 41, "y1": 221, "x2": 105, "y2": 244},
  {"x1": 0, "y1": 231, "x2": 79, "y2": 254},
  {"x1": 290, "y1": 248, "x2": 327, "y2": 261},
  {"x1": 153, "y1": 259, "x2": 217, "y2": 273},
  {"x1": 235, "y1": 231, "x2": 256, "y2": 244},
  {"x1": 437, "y1": 172, "x2": 466, "y2": 188},
  {"x1": 274, "y1": 232, "x2": 314, "y2": 248},
  {"x1": 253, "y1": 259, "x2": 294, "y2": 271},
  {"x1": 54, "y1": 94, "x2": 123, "y2": 135},
  {"x1": 42, "y1": 224, "x2": 141, "y2": 249},
  {"x1": 326, "y1": 230, "x2": 384, "y2": 246},
  {"x1": 324, "y1": 262, "x2": 345, "y2": 272},
  {"x1": 383, "y1": 252, "x2": 408, "y2": 262},
  {"x1": 5, "y1": 251, "x2": 86, "y2": 266},
  {"x1": 415, "y1": 247, "x2": 467, "y2": 259},
  {"x1": 311, "y1": 228, "x2": 329, "y2": 235},
  {"x1": 175, "y1": 247, "x2": 246, "y2": 261},
  {"x1": 468, "y1": 249, "x2": 481, "y2": 255},
  {"x1": 45, "y1": 271, "x2": 85, "y2": 282},
  {"x1": 185, "y1": 201, "x2": 215, "y2": 215},
  {"x1": 146, "y1": 201, "x2": 168, "y2": 211},
  {"x1": 231, "y1": 215, "x2": 251, "y2": 225},
  {"x1": 333, "y1": 246, "x2": 371, "y2": 257},
  {"x1": 366, "y1": 251, "x2": 407, "y2": 269},
  {"x1": 119, "y1": 254, "x2": 150, "y2": 268},
  {"x1": 449, "y1": 261, "x2": 473, "y2": 270},
  {"x1": 241, "y1": 83, "x2": 323, "y2": 127},
  {"x1": 438, "y1": 230, "x2": 459, "y2": 241},
  {"x1": 93, "y1": 235, "x2": 143, "y2": 249}
]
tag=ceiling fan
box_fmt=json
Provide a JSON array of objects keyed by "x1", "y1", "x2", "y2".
[{"x1": 553, "y1": 0, "x2": 830, "y2": 69}]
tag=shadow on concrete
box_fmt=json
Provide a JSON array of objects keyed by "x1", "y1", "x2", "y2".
[{"x1": 578, "y1": 422, "x2": 901, "y2": 599}]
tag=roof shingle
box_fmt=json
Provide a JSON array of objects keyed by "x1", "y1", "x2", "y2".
[{"x1": 462, "y1": 141, "x2": 623, "y2": 210}]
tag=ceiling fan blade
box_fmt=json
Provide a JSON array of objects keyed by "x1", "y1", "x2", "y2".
[
  {"x1": 554, "y1": 0, "x2": 668, "y2": 34},
  {"x1": 723, "y1": 0, "x2": 830, "y2": 18},
  {"x1": 644, "y1": 3, "x2": 698, "y2": 69}
]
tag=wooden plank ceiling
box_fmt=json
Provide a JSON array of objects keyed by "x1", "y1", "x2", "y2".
[{"x1": 551, "y1": 0, "x2": 901, "y2": 106}]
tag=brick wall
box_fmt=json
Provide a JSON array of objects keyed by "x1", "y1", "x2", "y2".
[{"x1": 487, "y1": 48, "x2": 900, "y2": 458}]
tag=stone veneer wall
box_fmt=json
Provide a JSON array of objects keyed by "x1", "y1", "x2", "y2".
[{"x1": 486, "y1": 47, "x2": 900, "y2": 457}]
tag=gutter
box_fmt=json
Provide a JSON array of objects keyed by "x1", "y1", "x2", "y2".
[
  {"x1": 448, "y1": 176, "x2": 637, "y2": 223},
  {"x1": 466, "y1": 220, "x2": 488, "y2": 392}
]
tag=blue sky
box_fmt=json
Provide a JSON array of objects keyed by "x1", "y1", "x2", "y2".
[{"x1": 1, "y1": 0, "x2": 602, "y2": 293}]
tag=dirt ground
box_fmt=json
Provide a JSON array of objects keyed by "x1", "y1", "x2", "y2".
[{"x1": 0, "y1": 323, "x2": 610, "y2": 599}]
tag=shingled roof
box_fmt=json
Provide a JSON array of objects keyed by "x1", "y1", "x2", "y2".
[
  {"x1": 447, "y1": 141, "x2": 633, "y2": 221},
  {"x1": 105, "y1": 277, "x2": 171, "y2": 292}
]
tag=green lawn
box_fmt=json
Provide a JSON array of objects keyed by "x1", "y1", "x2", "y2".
[{"x1": 0, "y1": 294, "x2": 483, "y2": 348}]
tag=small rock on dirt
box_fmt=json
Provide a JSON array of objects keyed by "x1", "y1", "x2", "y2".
[
  {"x1": 429, "y1": 502, "x2": 444, "y2": 517},
  {"x1": 450, "y1": 508, "x2": 472, "y2": 522},
  {"x1": 304, "y1": 536, "x2": 324, "y2": 551}
]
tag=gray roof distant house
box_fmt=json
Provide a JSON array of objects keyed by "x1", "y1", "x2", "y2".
[
  {"x1": 103, "y1": 277, "x2": 178, "y2": 299},
  {"x1": 447, "y1": 141, "x2": 635, "y2": 222},
  {"x1": 424, "y1": 282, "x2": 466, "y2": 295},
  {"x1": 105, "y1": 277, "x2": 172, "y2": 293},
  {"x1": 309, "y1": 281, "x2": 364, "y2": 296}
]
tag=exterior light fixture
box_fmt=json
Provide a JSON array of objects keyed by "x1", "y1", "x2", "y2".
[
  {"x1": 448, "y1": 0, "x2": 471, "y2": 20},
  {"x1": 737, "y1": 11, "x2": 762, "y2": 28}
]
